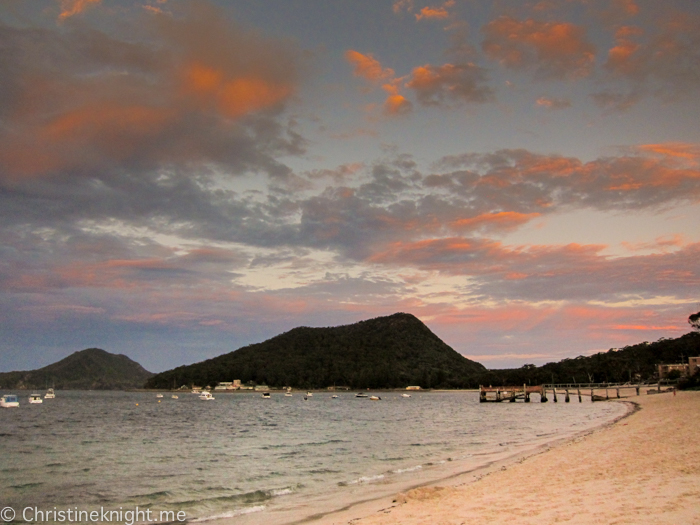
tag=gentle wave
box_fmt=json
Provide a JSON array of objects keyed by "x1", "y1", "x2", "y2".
[{"x1": 190, "y1": 505, "x2": 266, "y2": 522}]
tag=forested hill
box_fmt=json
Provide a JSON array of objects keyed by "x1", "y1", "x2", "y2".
[
  {"x1": 479, "y1": 331, "x2": 700, "y2": 386},
  {"x1": 146, "y1": 313, "x2": 486, "y2": 389},
  {"x1": 0, "y1": 348, "x2": 153, "y2": 390}
]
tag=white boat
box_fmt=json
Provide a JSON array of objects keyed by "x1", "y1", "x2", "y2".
[
  {"x1": 44, "y1": 388, "x2": 55, "y2": 399},
  {"x1": 261, "y1": 392, "x2": 271, "y2": 399},
  {"x1": 355, "y1": 393, "x2": 368, "y2": 398},
  {"x1": 199, "y1": 391, "x2": 215, "y2": 400},
  {"x1": 306, "y1": 392, "x2": 313, "y2": 397},
  {"x1": 331, "y1": 394, "x2": 339, "y2": 399},
  {"x1": 156, "y1": 393, "x2": 163, "y2": 398},
  {"x1": 0, "y1": 394, "x2": 19, "y2": 408},
  {"x1": 284, "y1": 392, "x2": 293, "y2": 397},
  {"x1": 369, "y1": 395, "x2": 381, "y2": 401},
  {"x1": 171, "y1": 395, "x2": 179, "y2": 399},
  {"x1": 401, "y1": 393, "x2": 411, "y2": 398},
  {"x1": 29, "y1": 393, "x2": 43, "y2": 404}
]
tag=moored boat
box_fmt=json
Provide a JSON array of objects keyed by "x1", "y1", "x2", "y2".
[
  {"x1": 261, "y1": 392, "x2": 271, "y2": 399},
  {"x1": 44, "y1": 388, "x2": 55, "y2": 399},
  {"x1": 29, "y1": 393, "x2": 43, "y2": 404},
  {"x1": 0, "y1": 394, "x2": 19, "y2": 408},
  {"x1": 199, "y1": 391, "x2": 215, "y2": 400},
  {"x1": 369, "y1": 395, "x2": 381, "y2": 401},
  {"x1": 355, "y1": 393, "x2": 368, "y2": 398}
]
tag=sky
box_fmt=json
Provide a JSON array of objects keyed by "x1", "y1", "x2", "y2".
[{"x1": 1, "y1": 0, "x2": 699, "y2": 373}]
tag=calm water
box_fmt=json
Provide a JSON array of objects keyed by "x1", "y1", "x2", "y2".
[{"x1": 0, "y1": 390, "x2": 626, "y2": 524}]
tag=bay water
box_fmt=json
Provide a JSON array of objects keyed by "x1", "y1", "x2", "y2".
[{"x1": 0, "y1": 390, "x2": 627, "y2": 524}]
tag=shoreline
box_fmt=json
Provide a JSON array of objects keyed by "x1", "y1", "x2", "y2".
[
  {"x1": 311, "y1": 391, "x2": 699, "y2": 525},
  {"x1": 295, "y1": 399, "x2": 636, "y2": 525}
]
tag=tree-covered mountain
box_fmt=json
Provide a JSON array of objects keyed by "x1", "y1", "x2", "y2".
[
  {"x1": 0, "y1": 348, "x2": 153, "y2": 390},
  {"x1": 479, "y1": 331, "x2": 700, "y2": 386},
  {"x1": 146, "y1": 312, "x2": 486, "y2": 389}
]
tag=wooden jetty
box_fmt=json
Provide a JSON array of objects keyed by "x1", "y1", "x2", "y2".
[{"x1": 479, "y1": 382, "x2": 673, "y2": 403}]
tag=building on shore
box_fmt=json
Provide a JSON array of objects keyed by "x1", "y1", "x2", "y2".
[{"x1": 658, "y1": 357, "x2": 700, "y2": 379}]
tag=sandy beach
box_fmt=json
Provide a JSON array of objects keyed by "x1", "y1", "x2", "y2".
[{"x1": 315, "y1": 391, "x2": 700, "y2": 525}]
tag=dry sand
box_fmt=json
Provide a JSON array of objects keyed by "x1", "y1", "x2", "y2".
[{"x1": 315, "y1": 390, "x2": 700, "y2": 525}]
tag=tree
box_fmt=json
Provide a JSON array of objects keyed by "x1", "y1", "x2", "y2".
[{"x1": 689, "y1": 311, "x2": 700, "y2": 331}]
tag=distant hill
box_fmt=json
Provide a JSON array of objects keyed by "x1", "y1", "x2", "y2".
[
  {"x1": 0, "y1": 348, "x2": 153, "y2": 390},
  {"x1": 146, "y1": 313, "x2": 486, "y2": 389},
  {"x1": 478, "y1": 331, "x2": 700, "y2": 386}
]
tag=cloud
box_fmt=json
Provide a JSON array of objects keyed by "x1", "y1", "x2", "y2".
[
  {"x1": 481, "y1": 16, "x2": 596, "y2": 79},
  {"x1": 344, "y1": 50, "x2": 395, "y2": 83},
  {"x1": 57, "y1": 0, "x2": 101, "y2": 20},
  {"x1": 405, "y1": 63, "x2": 495, "y2": 106},
  {"x1": 603, "y1": 15, "x2": 700, "y2": 92},
  {"x1": 382, "y1": 83, "x2": 414, "y2": 115},
  {"x1": 392, "y1": 0, "x2": 413, "y2": 14},
  {"x1": 0, "y1": 1, "x2": 302, "y2": 182},
  {"x1": 415, "y1": 0, "x2": 455, "y2": 21},
  {"x1": 535, "y1": 96, "x2": 572, "y2": 110},
  {"x1": 589, "y1": 90, "x2": 640, "y2": 113}
]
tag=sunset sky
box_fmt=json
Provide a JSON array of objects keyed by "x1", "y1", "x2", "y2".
[{"x1": 1, "y1": 0, "x2": 699, "y2": 373}]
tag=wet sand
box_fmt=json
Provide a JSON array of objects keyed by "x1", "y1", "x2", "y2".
[{"x1": 314, "y1": 390, "x2": 700, "y2": 525}]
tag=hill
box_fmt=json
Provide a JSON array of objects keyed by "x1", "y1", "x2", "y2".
[
  {"x1": 0, "y1": 348, "x2": 153, "y2": 390},
  {"x1": 145, "y1": 313, "x2": 486, "y2": 389},
  {"x1": 478, "y1": 331, "x2": 700, "y2": 386}
]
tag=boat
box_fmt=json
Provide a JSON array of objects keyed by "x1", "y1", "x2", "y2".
[
  {"x1": 401, "y1": 393, "x2": 411, "y2": 398},
  {"x1": 306, "y1": 392, "x2": 313, "y2": 397},
  {"x1": 29, "y1": 393, "x2": 43, "y2": 404},
  {"x1": 355, "y1": 393, "x2": 368, "y2": 398},
  {"x1": 156, "y1": 393, "x2": 163, "y2": 398},
  {"x1": 331, "y1": 394, "x2": 339, "y2": 399},
  {"x1": 199, "y1": 391, "x2": 215, "y2": 400},
  {"x1": 44, "y1": 388, "x2": 55, "y2": 399},
  {"x1": 0, "y1": 394, "x2": 19, "y2": 408},
  {"x1": 284, "y1": 392, "x2": 293, "y2": 397},
  {"x1": 369, "y1": 395, "x2": 381, "y2": 401},
  {"x1": 171, "y1": 395, "x2": 179, "y2": 399},
  {"x1": 261, "y1": 392, "x2": 271, "y2": 399}
]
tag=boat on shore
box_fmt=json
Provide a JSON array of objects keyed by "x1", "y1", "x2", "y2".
[{"x1": 1, "y1": 394, "x2": 19, "y2": 408}]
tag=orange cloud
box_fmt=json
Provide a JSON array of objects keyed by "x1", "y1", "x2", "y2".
[
  {"x1": 451, "y1": 212, "x2": 540, "y2": 231},
  {"x1": 638, "y1": 143, "x2": 700, "y2": 163},
  {"x1": 182, "y1": 63, "x2": 292, "y2": 118},
  {"x1": 345, "y1": 50, "x2": 395, "y2": 82},
  {"x1": 535, "y1": 96, "x2": 571, "y2": 110},
  {"x1": 58, "y1": 0, "x2": 101, "y2": 20},
  {"x1": 405, "y1": 62, "x2": 494, "y2": 106},
  {"x1": 415, "y1": 0, "x2": 455, "y2": 21},
  {"x1": 382, "y1": 83, "x2": 413, "y2": 115},
  {"x1": 481, "y1": 16, "x2": 596, "y2": 78},
  {"x1": 392, "y1": 0, "x2": 413, "y2": 14},
  {"x1": 0, "y1": 2, "x2": 299, "y2": 180}
]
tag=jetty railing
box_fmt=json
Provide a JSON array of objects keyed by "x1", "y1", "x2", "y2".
[{"x1": 479, "y1": 381, "x2": 675, "y2": 403}]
